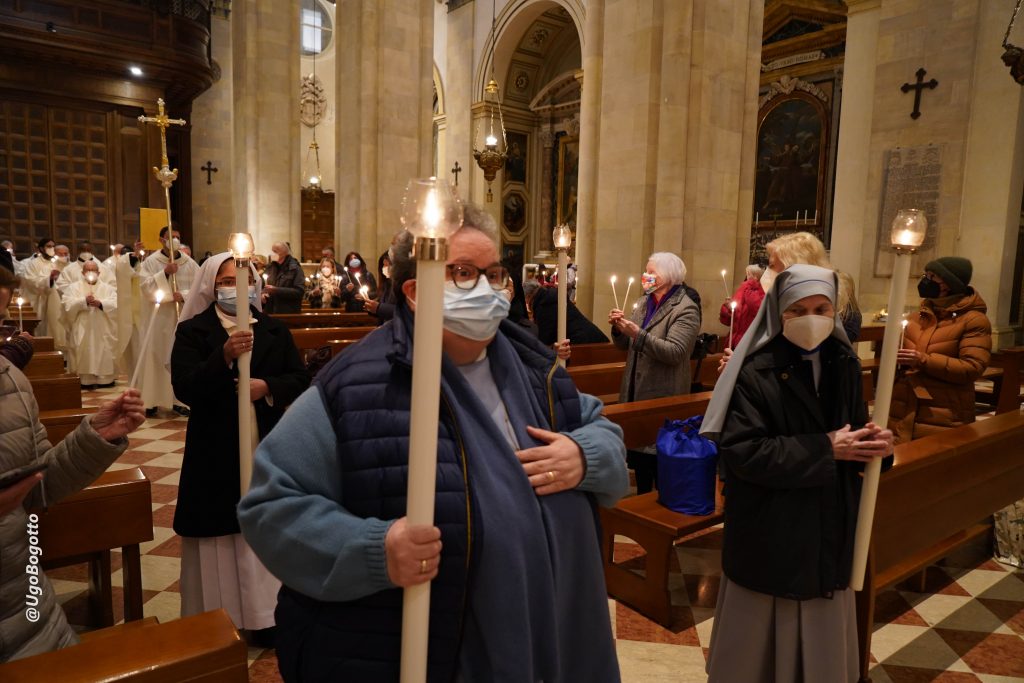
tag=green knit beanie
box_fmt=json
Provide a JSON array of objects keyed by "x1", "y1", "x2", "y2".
[{"x1": 924, "y1": 256, "x2": 972, "y2": 294}]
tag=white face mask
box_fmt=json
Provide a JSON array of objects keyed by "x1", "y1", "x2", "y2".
[
  {"x1": 382, "y1": 266, "x2": 391, "y2": 279},
  {"x1": 782, "y1": 314, "x2": 834, "y2": 352},
  {"x1": 79, "y1": 252, "x2": 93, "y2": 262},
  {"x1": 441, "y1": 276, "x2": 511, "y2": 341},
  {"x1": 164, "y1": 237, "x2": 181, "y2": 251},
  {"x1": 44, "y1": 247, "x2": 55, "y2": 257},
  {"x1": 321, "y1": 267, "x2": 332, "y2": 277},
  {"x1": 84, "y1": 271, "x2": 98, "y2": 284},
  {"x1": 760, "y1": 268, "x2": 778, "y2": 292}
]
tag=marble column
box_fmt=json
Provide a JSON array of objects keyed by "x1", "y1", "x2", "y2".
[
  {"x1": 586, "y1": 0, "x2": 762, "y2": 326},
  {"x1": 444, "y1": 2, "x2": 475, "y2": 201},
  {"x1": 231, "y1": 0, "x2": 301, "y2": 255},
  {"x1": 335, "y1": 0, "x2": 434, "y2": 260},
  {"x1": 573, "y1": 0, "x2": 604, "y2": 318},
  {"x1": 190, "y1": 15, "x2": 235, "y2": 258},
  {"x1": 957, "y1": 0, "x2": 1024, "y2": 348},
  {"x1": 829, "y1": 0, "x2": 881, "y2": 281}
]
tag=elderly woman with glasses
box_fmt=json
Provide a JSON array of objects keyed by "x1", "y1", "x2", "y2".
[
  {"x1": 607, "y1": 251, "x2": 701, "y2": 493},
  {"x1": 239, "y1": 205, "x2": 629, "y2": 682}
]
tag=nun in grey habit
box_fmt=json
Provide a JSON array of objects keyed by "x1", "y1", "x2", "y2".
[{"x1": 700, "y1": 264, "x2": 893, "y2": 683}]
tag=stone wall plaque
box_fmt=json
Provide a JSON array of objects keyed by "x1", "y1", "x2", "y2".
[{"x1": 873, "y1": 145, "x2": 941, "y2": 277}]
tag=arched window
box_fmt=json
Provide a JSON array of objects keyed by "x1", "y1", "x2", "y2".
[{"x1": 301, "y1": 0, "x2": 333, "y2": 56}]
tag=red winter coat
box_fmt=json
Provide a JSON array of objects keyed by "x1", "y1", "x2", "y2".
[{"x1": 719, "y1": 278, "x2": 765, "y2": 349}]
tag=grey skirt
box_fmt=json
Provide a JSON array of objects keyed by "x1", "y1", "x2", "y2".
[{"x1": 705, "y1": 575, "x2": 859, "y2": 683}]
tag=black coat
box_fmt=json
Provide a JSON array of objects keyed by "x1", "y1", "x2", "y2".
[
  {"x1": 339, "y1": 270, "x2": 377, "y2": 312},
  {"x1": 531, "y1": 287, "x2": 609, "y2": 346},
  {"x1": 264, "y1": 255, "x2": 306, "y2": 314},
  {"x1": 716, "y1": 335, "x2": 891, "y2": 600},
  {"x1": 171, "y1": 304, "x2": 311, "y2": 537}
]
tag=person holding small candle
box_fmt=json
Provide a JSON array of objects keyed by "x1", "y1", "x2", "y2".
[
  {"x1": 262, "y1": 242, "x2": 305, "y2": 314},
  {"x1": 170, "y1": 253, "x2": 310, "y2": 646},
  {"x1": 339, "y1": 250, "x2": 377, "y2": 312},
  {"x1": 700, "y1": 264, "x2": 893, "y2": 682},
  {"x1": 523, "y1": 277, "x2": 608, "y2": 352},
  {"x1": 719, "y1": 264, "x2": 765, "y2": 349},
  {"x1": 607, "y1": 251, "x2": 701, "y2": 493},
  {"x1": 19, "y1": 238, "x2": 64, "y2": 339},
  {"x1": 888, "y1": 257, "x2": 991, "y2": 444},
  {"x1": 308, "y1": 257, "x2": 342, "y2": 308},
  {"x1": 239, "y1": 204, "x2": 628, "y2": 681},
  {"x1": 61, "y1": 260, "x2": 118, "y2": 389},
  {"x1": 0, "y1": 266, "x2": 34, "y2": 370},
  {"x1": 363, "y1": 247, "x2": 398, "y2": 323}
]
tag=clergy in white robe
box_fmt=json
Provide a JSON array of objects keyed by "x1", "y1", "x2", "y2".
[
  {"x1": 137, "y1": 235, "x2": 199, "y2": 413},
  {"x1": 61, "y1": 261, "x2": 118, "y2": 387},
  {"x1": 56, "y1": 243, "x2": 115, "y2": 297},
  {"x1": 20, "y1": 238, "x2": 65, "y2": 345},
  {"x1": 105, "y1": 246, "x2": 143, "y2": 376}
]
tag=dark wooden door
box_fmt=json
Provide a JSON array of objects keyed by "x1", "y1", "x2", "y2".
[{"x1": 301, "y1": 188, "x2": 334, "y2": 262}]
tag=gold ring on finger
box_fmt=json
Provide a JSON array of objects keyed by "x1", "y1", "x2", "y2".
[
  {"x1": 547, "y1": 471, "x2": 555, "y2": 483},
  {"x1": 420, "y1": 559, "x2": 428, "y2": 574}
]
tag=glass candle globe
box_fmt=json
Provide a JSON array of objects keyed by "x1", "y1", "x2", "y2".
[
  {"x1": 401, "y1": 178, "x2": 463, "y2": 240},
  {"x1": 890, "y1": 209, "x2": 927, "y2": 250}
]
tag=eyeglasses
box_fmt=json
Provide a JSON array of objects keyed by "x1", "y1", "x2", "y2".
[{"x1": 446, "y1": 263, "x2": 509, "y2": 291}]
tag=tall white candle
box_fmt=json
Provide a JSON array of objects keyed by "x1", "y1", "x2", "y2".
[
  {"x1": 850, "y1": 249, "x2": 913, "y2": 590},
  {"x1": 556, "y1": 249, "x2": 568, "y2": 368},
  {"x1": 795, "y1": 211, "x2": 800, "y2": 227},
  {"x1": 16, "y1": 297, "x2": 23, "y2": 333},
  {"x1": 130, "y1": 289, "x2": 165, "y2": 388},
  {"x1": 721, "y1": 269, "x2": 731, "y2": 297},
  {"x1": 728, "y1": 300, "x2": 737, "y2": 351},
  {"x1": 610, "y1": 275, "x2": 620, "y2": 310},
  {"x1": 755, "y1": 211, "x2": 759, "y2": 228},
  {"x1": 236, "y1": 260, "x2": 253, "y2": 496},
  {"x1": 622, "y1": 277, "x2": 635, "y2": 310},
  {"x1": 899, "y1": 318, "x2": 908, "y2": 349}
]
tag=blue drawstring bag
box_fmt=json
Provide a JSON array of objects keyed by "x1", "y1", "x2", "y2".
[{"x1": 655, "y1": 415, "x2": 718, "y2": 515}]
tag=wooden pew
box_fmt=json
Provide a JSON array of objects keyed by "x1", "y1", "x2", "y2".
[
  {"x1": 40, "y1": 407, "x2": 97, "y2": 444},
  {"x1": 21, "y1": 350, "x2": 64, "y2": 377},
  {"x1": 28, "y1": 373, "x2": 82, "y2": 411},
  {"x1": 855, "y1": 411, "x2": 1024, "y2": 681},
  {"x1": 566, "y1": 353, "x2": 725, "y2": 403},
  {"x1": 290, "y1": 325, "x2": 375, "y2": 352},
  {"x1": 34, "y1": 468, "x2": 153, "y2": 627},
  {"x1": 569, "y1": 342, "x2": 627, "y2": 366},
  {"x1": 28, "y1": 335, "x2": 54, "y2": 352},
  {"x1": 271, "y1": 311, "x2": 376, "y2": 328},
  {"x1": 0, "y1": 609, "x2": 248, "y2": 682},
  {"x1": 599, "y1": 393, "x2": 721, "y2": 626}
]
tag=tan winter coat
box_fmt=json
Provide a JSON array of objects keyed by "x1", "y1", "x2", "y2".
[
  {"x1": 0, "y1": 356, "x2": 128, "y2": 662},
  {"x1": 888, "y1": 290, "x2": 992, "y2": 443},
  {"x1": 612, "y1": 286, "x2": 701, "y2": 403}
]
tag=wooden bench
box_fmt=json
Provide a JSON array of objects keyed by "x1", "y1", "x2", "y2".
[
  {"x1": 40, "y1": 407, "x2": 97, "y2": 444},
  {"x1": 600, "y1": 392, "x2": 719, "y2": 625},
  {"x1": 21, "y1": 350, "x2": 65, "y2": 377},
  {"x1": 569, "y1": 342, "x2": 626, "y2": 366},
  {"x1": 0, "y1": 609, "x2": 248, "y2": 682},
  {"x1": 28, "y1": 373, "x2": 82, "y2": 411},
  {"x1": 567, "y1": 353, "x2": 725, "y2": 403},
  {"x1": 290, "y1": 325, "x2": 375, "y2": 351},
  {"x1": 271, "y1": 311, "x2": 377, "y2": 328},
  {"x1": 28, "y1": 336, "x2": 54, "y2": 352},
  {"x1": 33, "y1": 467, "x2": 153, "y2": 627},
  {"x1": 855, "y1": 410, "x2": 1024, "y2": 681}
]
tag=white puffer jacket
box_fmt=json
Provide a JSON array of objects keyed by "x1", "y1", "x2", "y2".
[{"x1": 0, "y1": 356, "x2": 128, "y2": 662}]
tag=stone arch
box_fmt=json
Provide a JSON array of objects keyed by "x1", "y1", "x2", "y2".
[{"x1": 475, "y1": 0, "x2": 584, "y2": 101}]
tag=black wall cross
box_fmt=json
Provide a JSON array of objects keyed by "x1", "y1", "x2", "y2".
[
  {"x1": 451, "y1": 161, "x2": 462, "y2": 187},
  {"x1": 201, "y1": 161, "x2": 219, "y2": 185},
  {"x1": 901, "y1": 68, "x2": 938, "y2": 120}
]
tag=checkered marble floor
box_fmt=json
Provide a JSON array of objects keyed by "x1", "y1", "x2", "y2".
[{"x1": 44, "y1": 381, "x2": 1024, "y2": 682}]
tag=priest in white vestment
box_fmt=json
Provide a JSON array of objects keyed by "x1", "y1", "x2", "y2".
[
  {"x1": 61, "y1": 260, "x2": 118, "y2": 388},
  {"x1": 20, "y1": 238, "x2": 66, "y2": 345},
  {"x1": 137, "y1": 228, "x2": 199, "y2": 416},
  {"x1": 56, "y1": 242, "x2": 114, "y2": 296}
]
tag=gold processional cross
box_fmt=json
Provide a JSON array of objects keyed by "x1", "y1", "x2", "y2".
[{"x1": 138, "y1": 98, "x2": 187, "y2": 314}]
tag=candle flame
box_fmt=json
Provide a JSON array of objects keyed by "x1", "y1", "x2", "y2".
[
  {"x1": 485, "y1": 134, "x2": 498, "y2": 147},
  {"x1": 628, "y1": 276, "x2": 635, "y2": 284},
  {"x1": 155, "y1": 290, "x2": 165, "y2": 304},
  {"x1": 721, "y1": 269, "x2": 727, "y2": 277},
  {"x1": 901, "y1": 319, "x2": 909, "y2": 328},
  {"x1": 423, "y1": 188, "x2": 443, "y2": 233},
  {"x1": 110, "y1": 245, "x2": 116, "y2": 251},
  {"x1": 610, "y1": 275, "x2": 617, "y2": 284},
  {"x1": 16, "y1": 297, "x2": 23, "y2": 306},
  {"x1": 730, "y1": 300, "x2": 738, "y2": 310}
]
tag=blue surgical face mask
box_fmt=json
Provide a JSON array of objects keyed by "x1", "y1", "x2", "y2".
[
  {"x1": 216, "y1": 286, "x2": 257, "y2": 315},
  {"x1": 441, "y1": 275, "x2": 511, "y2": 341}
]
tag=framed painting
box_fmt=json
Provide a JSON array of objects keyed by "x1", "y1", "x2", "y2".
[
  {"x1": 556, "y1": 136, "x2": 579, "y2": 227},
  {"x1": 753, "y1": 91, "x2": 828, "y2": 229},
  {"x1": 502, "y1": 191, "x2": 527, "y2": 233},
  {"x1": 504, "y1": 131, "x2": 528, "y2": 184}
]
